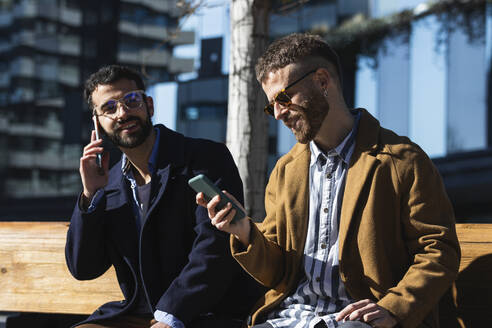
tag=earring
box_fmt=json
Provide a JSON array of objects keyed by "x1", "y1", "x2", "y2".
[{"x1": 323, "y1": 90, "x2": 329, "y2": 98}]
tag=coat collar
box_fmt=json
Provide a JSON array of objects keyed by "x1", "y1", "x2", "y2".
[
  {"x1": 145, "y1": 125, "x2": 186, "y2": 223},
  {"x1": 103, "y1": 124, "x2": 186, "y2": 213}
]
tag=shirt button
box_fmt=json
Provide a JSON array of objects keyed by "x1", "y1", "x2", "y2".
[
  {"x1": 326, "y1": 172, "x2": 332, "y2": 179},
  {"x1": 315, "y1": 276, "x2": 321, "y2": 282},
  {"x1": 320, "y1": 243, "x2": 327, "y2": 249},
  {"x1": 323, "y1": 208, "x2": 328, "y2": 213}
]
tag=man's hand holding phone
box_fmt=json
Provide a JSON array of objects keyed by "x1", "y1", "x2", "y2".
[
  {"x1": 196, "y1": 190, "x2": 251, "y2": 247},
  {"x1": 79, "y1": 128, "x2": 109, "y2": 206}
]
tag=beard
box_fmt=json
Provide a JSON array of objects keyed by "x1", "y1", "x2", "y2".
[
  {"x1": 288, "y1": 90, "x2": 329, "y2": 144},
  {"x1": 101, "y1": 113, "x2": 153, "y2": 149}
]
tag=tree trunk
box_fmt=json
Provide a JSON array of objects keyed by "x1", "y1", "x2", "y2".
[{"x1": 227, "y1": 0, "x2": 270, "y2": 219}]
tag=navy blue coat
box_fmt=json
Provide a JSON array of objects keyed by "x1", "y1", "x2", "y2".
[{"x1": 65, "y1": 125, "x2": 262, "y2": 327}]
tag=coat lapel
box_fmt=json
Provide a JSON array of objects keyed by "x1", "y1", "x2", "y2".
[
  {"x1": 284, "y1": 144, "x2": 310, "y2": 251},
  {"x1": 104, "y1": 169, "x2": 140, "y2": 259},
  {"x1": 141, "y1": 125, "x2": 185, "y2": 228},
  {"x1": 105, "y1": 171, "x2": 130, "y2": 211},
  {"x1": 145, "y1": 164, "x2": 171, "y2": 223},
  {"x1": 339, "y1": 109, "x2": 381, "y2": 257}
]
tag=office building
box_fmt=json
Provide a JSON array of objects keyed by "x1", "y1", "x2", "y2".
[
  {"x1": 0, "y1": 0, "x2": 194, "y2": 218},
  {"x1": 176, "y1": 0, "x2": 491, "y2": 220}
]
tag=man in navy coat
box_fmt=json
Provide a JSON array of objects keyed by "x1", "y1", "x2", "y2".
[{"x1": 65, "y1": 65, "x2": 261, "y2": 328}]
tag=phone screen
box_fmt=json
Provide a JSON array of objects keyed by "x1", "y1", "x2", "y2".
[{"x1": 188, "y1": 174, "x2": 245, "y2": 223}]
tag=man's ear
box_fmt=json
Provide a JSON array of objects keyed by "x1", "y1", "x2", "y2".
[
  {"x1": 145, "y1": 96, "x2": 154, "y2": 118},
  {"x1": 313, "y1": 67, "x2": 333, "y2": 91}
]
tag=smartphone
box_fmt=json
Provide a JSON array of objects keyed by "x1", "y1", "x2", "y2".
[
  {"x1": 188, "y1": 174, "x2": 245, "y2": 224},
  {"x1": 92, "y1": 115, "x2": 103, "y2": 168}
]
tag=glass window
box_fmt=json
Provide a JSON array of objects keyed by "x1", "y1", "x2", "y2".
[
  {"x1": 183, "y1": 105, "x2": 226, "y2": 120},
  {"x1": 446, "y1": 28, "x2": 487, "y2": 153},
  {"x1": 0, "y1": 91, "x2": 7, "y2": 106},
  {"x1": 355, "y1": 56, "x2": 378, "y2": 118},
  {"x1": 61, "y1": 0, "x2": 80, "y2": 10},
  {"x1": 134, "y1": 8, "x2": 147, "y2": 24},
  {"x1": 37, "y1": 80, "x2": 60, "y2": 99},
  {"x1": 376, "y1": 42, "x2": 410, "y2": 138},
  {"x1": 84, "y1": 10, "x2": 97, "y2": 25},
  {"x1": 299, "y1": 3, "x2": 336, "y2": 33},
  {"x1": 119, "y1": 4, "x2": 134, "y2": 23},
  {"x1": 101, "y1": 1, "x2": 116, "y2": 23},
  {"x1": 270, "y1": 11, "x2": 300, "y2": 38},
  {"x1": 409, "y1": 16, "x2": 447, "y2": 158},
  {"x1": 185, "y1": 106, "x2": 199, "y2": 120},
  {"x1": 9, "y1": 136, "x2": 33, "y2": 151},
  {"x1": 152, "y1": 15, "x2": 168, "y2": 27}
]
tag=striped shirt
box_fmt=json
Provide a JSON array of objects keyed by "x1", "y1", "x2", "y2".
[{"x1": 267, "y1": 112, "x2": 360, "y2": 328}]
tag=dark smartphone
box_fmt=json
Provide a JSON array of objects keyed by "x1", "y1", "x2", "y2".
[
  {"x1": 188, "y1": 174, "x2": 246, "y2": 224},
  {"x1": 92, "y1": 115, "x2": 104, "y2": 171}
]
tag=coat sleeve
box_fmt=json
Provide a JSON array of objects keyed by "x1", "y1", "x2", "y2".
[
  {"x1": 65, "y1": 192, "x2": 112, "y2": 280},
  {"x1": 231, "y1": 163, "x2": 287, "y2": 289},
  {"x1": 154, "y1": 142, "x2": 257, "y2": 324},
  {"x1": 378, "y1": 149, "x2": 460, "y2": 328}
]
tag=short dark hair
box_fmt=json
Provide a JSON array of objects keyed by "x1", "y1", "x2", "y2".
[
  {"x1": 255, "y1": 33, "x2": 343, "y2": 86},
  {"x1": 84, "y1": 65, "x2": 145, "y2": 110}
]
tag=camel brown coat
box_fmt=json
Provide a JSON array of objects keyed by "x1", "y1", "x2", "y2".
[{"x1": 232, "y1": 109, "x2": 460, "y2": 328}]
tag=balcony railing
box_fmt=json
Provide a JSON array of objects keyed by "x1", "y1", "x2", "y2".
[
  {"x1": 0, "y1": 12, "x2": 12, "y2": 27},
  {"x1": 5, "y1": 179, "x2": 80, "y2": 197},
  {"x1": 12, "y1": 2, "x2": 82, "y2": 26},
  {"x1": 119, "y1": 21, "x2": 194, "y2": 46},
  {"x1": 8, "y1": 151, "x2": 79, "y2": 170},
  {"x1": 8, "y1": 123, "x2": 63, "y2": 139},
  {"x1": 59, "y1": 7, "x2": 82, "y2": 26},
  {"x1": 117, "y1": 49, "x2": 171, "y2": 67},
  {"x1": 169, "y1": 56, "x2": 195, "y2": 74},
  {"x1": 121, "y1": 0, "x2": 184, "y2": 16}
]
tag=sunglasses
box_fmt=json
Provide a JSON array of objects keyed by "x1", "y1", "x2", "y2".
[
  {"x1": 94, "y1": 90, "x2": 146, "y2": 118},
  {"x1": 264, "y1": 69, "x2": 317, "y2": 116}
]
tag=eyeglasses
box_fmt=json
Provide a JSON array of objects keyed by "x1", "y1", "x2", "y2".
[
  {"x1": 94, "y1": 90, "x2": 146, "y2": 118},
  {"x1": 264, "y1": 69, "x2": 317, "y2": 116}
]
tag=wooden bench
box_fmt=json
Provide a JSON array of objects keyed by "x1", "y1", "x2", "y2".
[
  {"x1": 0, "y1": 222, "x2": 122, "y2": 315},
  {"x1": 439, "y1": 223, "x2": 492, "y2": 328},
  {"x1": 0, "y1": 222, "x2": 491, "y2": 327}
]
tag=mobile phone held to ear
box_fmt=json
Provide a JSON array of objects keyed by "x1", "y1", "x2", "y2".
[
  {"x1": 92, "y1": 115, "x2": 103, "y2": 169},
  {"x1": 188, "y1": 174, "x2": 246, "y2": 224},
  {"x1": 92, "y1": 115, "x2": 107, "y2": 176}
]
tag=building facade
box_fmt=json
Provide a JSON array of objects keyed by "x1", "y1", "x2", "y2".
[
  {"x1": 353, "y1": 1, "x2": 491, "y2": 220},
  {"x1": 175, "y1": 0, "x2": 491, "y2": 221},
  {"x1": 175, "y1": 0, "x2": 365, "y2": 173},
  {"x1": 0, "y1": 0, "x2": 194, "y2": 218}
]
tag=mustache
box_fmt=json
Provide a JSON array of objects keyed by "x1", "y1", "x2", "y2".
[{"x1": 114, "y1": 117, "x2": 140, "y2": 130}]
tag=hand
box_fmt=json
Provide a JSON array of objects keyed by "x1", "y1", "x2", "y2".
[
  {"x1": 80, "y1": 130, "x2": 110, "y2": 201},
  {"x1": 336, "y1": 299, "x2": 398, "y2": 328},
  {"x1": 150, "y1": 322, "x2": 171, "y2": 328},
  {"x1": 196, "y1": 190, "x2": 251, "y2": 246}
]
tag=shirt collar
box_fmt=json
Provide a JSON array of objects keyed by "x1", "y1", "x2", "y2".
[
  {"x1": 121, "y1": 126, "x2": 160, "y2": 176},
  {"x1": 309, "y1": 110, "x2": 361, "y2": 167}
]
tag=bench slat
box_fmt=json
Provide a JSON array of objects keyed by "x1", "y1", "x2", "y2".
[
  {"x1": 441, "y1": 224, "x2": 492, "y2": 328},
  {"x1": 0, "y1": 222, "x2": 123, "y2": 315},
  {"x1": 1, "y1": 221, "x2": 491, "y2": 328}
]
